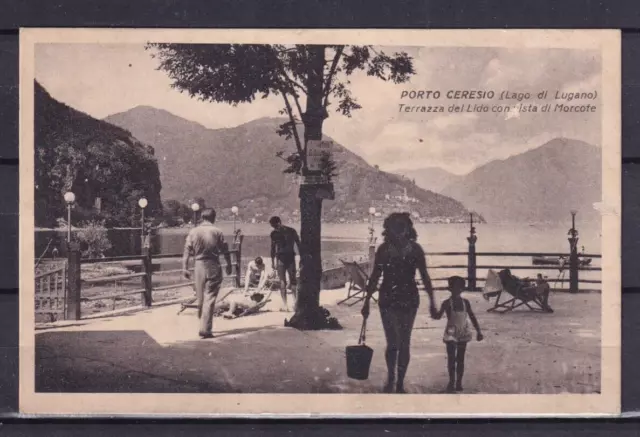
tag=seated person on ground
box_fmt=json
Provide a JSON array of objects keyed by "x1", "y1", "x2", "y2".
[{"x1": 244, "y1": 256, "x2": 268, "y2": 295}]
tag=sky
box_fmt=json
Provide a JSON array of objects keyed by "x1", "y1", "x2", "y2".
[{"x1": 35, "y1": 43, "x2": 602, "y2": 175}]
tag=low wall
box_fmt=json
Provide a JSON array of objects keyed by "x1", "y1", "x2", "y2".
[{"x1": 320, "y1": 261, "x2": 371, "y2": 290}]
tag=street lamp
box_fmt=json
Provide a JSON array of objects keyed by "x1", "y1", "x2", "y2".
[
  {"x1": 138, "y1": 197, "x2": 148, "y2": 248},
  {"x1": 231, "y1": 206, "x2": 239, "y2": 232},
  {"x1": 191, "y1": 202, "x2": 200, "y2": 226},
  {"x1": 64, "y1": 191, "x2": 75, "y2": 243}
]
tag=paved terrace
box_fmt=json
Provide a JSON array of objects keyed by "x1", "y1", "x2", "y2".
[{"x1": 35, "y1": 289, "x2": 601, "y2": 394}]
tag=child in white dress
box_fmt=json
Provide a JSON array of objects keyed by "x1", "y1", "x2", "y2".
[{"x1": 433, "y1": 276, "x2": 483, "y2": 392}]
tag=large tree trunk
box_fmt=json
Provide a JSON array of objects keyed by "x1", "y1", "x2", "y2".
[{"x1": 285, "y1": 45, "x2": 340, "y2": 331}]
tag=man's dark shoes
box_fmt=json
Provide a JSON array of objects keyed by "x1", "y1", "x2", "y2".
[{"x1": 199, "y1": 332, "x2": 214, "y2": 339}]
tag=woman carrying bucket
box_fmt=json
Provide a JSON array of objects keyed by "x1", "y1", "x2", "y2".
[{"x1": 361, "y1": 212, "x2": 437, "y2": 393}]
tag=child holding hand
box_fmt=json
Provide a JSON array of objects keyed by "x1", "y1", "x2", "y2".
[{"x1": 433, "y1": 276, "x2": 483, "y2": 393}]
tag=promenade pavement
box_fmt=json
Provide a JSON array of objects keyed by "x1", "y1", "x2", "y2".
[{"x1": 35, "y1": 289, "x2": 601, "y2": 394}]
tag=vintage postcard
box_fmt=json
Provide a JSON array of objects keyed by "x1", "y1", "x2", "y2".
[{"x1": 19, "y1": 28, "x2": 621, "y2": 417}]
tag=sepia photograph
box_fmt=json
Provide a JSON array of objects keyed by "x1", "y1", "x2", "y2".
[{"x1": 19, "y1": 28, "x2": 620, "y2": 417}]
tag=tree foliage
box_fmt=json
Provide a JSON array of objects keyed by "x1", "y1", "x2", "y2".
[
  {"x1": 146, "y1": 44, "x2": 415, "y2": 175},
  {"x1": 76, "y1": 220, "x2": 112, "y2": 258},
  {"x1": 161, "y1": 199, "x2": 192, "y2": 226},
  {"x1": 35, "y1": 82, "x2": 163, "y2": 228}
]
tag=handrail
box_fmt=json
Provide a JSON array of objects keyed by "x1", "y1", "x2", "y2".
[
  {"x1": 82, "y1": 250, "x2": 240, "y2": 263},
  {"x1": 82, "y1": 288, "x2": 147, "y2": 301},
  {"x1": 430, "y1": 251, "x2": 601, "y2": 258},
  {"x1": 475, "y1": 265, "x2": 601, "y2": 271},
  {"x1": 477, "y1": 252, "x2": 566, "y2": 257},
  {"x1": 153, "y1": 250, "x2": 239, "y2": 260},
  {"x1": 476, "y1": 252, "x2": 601, "y2": 258},
  {"x1": 430, "y1": 264, "x2": 600, "y2": 271},
  {"x1": 426, "y1": 277, "x2": 601, "y2": 284},
  {"x1": 82, "y1": 272, "x2": 146, "y2": 284},
  {"x1": 153, "y1": 282, "x2": 195, "y2": 292},
  {"x1": 82, "y1": 255, "x2": 144, "y2": 264}
]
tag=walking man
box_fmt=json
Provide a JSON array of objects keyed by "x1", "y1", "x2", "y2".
[
  {"x1": 269, "y1": 216, "x2": 301, "y2": 312},
  {"x1": 182, "y1": 208, "x2": 232, "y2": 339}
]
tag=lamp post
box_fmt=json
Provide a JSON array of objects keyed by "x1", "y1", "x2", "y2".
[
  {"x1": 191, "y1": 202, "x2": 200, "y2": 226},
  {"x1": 138, "y1": 197, "x2": 148, "y2": 248},
  {"x1": 63, "y1": 191, "x2": 76, "y2": 243},
  {"x1": 231, "y1": 205, "x2": 239, "y2": 233}
]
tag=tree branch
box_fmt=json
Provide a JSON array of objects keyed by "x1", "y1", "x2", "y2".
[
  {"x1": 290, "y1": 89, "x2": 305, "y2": 126},
  {"x1": 277, "y1": 68, "x2": 306, "y2": 118},
  {"x1": 369, "y1": 46, "x2": 381, "y2": 57},
  {"x1": 323, "y1": 45, "x2": 345, "y2": 108},
  {"x1": 269, "y1": 51, "x2": 306, "y2": 122},
  {"x1": 281, "y1": 91, "x2": 304, "y2": 157},
  {"x1": 275, "y1": 62, "x2": 308, "y2": 95}
]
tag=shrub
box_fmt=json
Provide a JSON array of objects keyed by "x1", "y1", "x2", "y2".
[{"x1": 76, "y1": 220, "x2": 112, "y2": 259}]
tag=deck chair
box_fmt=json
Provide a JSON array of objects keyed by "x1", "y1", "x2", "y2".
[
  {"x1": 486, "y1": 269, "x2": 553, "y2": 314},
  {"x1": 261, "y1": 271, "x2": 281, "y2": 291},
  {"x1": 337, "y1": 260, "x2": 378, "y2": 307}
]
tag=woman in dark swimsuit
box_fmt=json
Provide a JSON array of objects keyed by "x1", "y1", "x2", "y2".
[{"x1": 361, "y1": 212, "x2": 437, "y2": 393}]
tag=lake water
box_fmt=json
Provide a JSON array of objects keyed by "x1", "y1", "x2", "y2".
[
  {"x1": 159, "y1": 221, "x2": 602, "y2": 253},
  {"x1": 158, "y1": 221, "x2": 602, "y2": 289}
]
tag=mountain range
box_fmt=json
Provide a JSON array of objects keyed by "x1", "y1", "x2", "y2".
[
  {"x1": 440, "y1": 138, "x2": 601, "y2": 224},
  {"x1": 395, "y1": 167, "x2": 463, "y2": 194},
  {"x1": 105, "y1": 106, "x2": 475, "y2": 223}
]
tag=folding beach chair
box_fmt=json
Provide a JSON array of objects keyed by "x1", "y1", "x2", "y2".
[
  {"x1": 337, "y1": 260, "x2": 378, "y2": 307},
  {"x1": 177, "y1": 286, "x2": 238, "y2": 315},
  {"x1": 485, "y1": 269, "x2": 553, "y2": 314},
  {"x1": 261, "y1": 271, "x2": 281, "y2": 291}
]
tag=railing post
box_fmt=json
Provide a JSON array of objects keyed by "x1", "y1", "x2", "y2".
[
  {"x1": 65, "y1": 242, "x2": 82, "y2": 320},
  {"x1": 141, "y1": 246, "x2": 153, "y2": 307},
  {"x1": 233, "y1": 231, "x2": 243, "y2": 288},
  {"x1": 568, "y1": 211, "x2": 579, "y2": 294},
  {"x1": 467, "y1": 213, "x2": 477, "y2": 291}
]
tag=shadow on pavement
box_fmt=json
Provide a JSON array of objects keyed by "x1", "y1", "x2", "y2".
[{"x1": 36, "y1": 330, "x2": 237, "y2": 393}]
